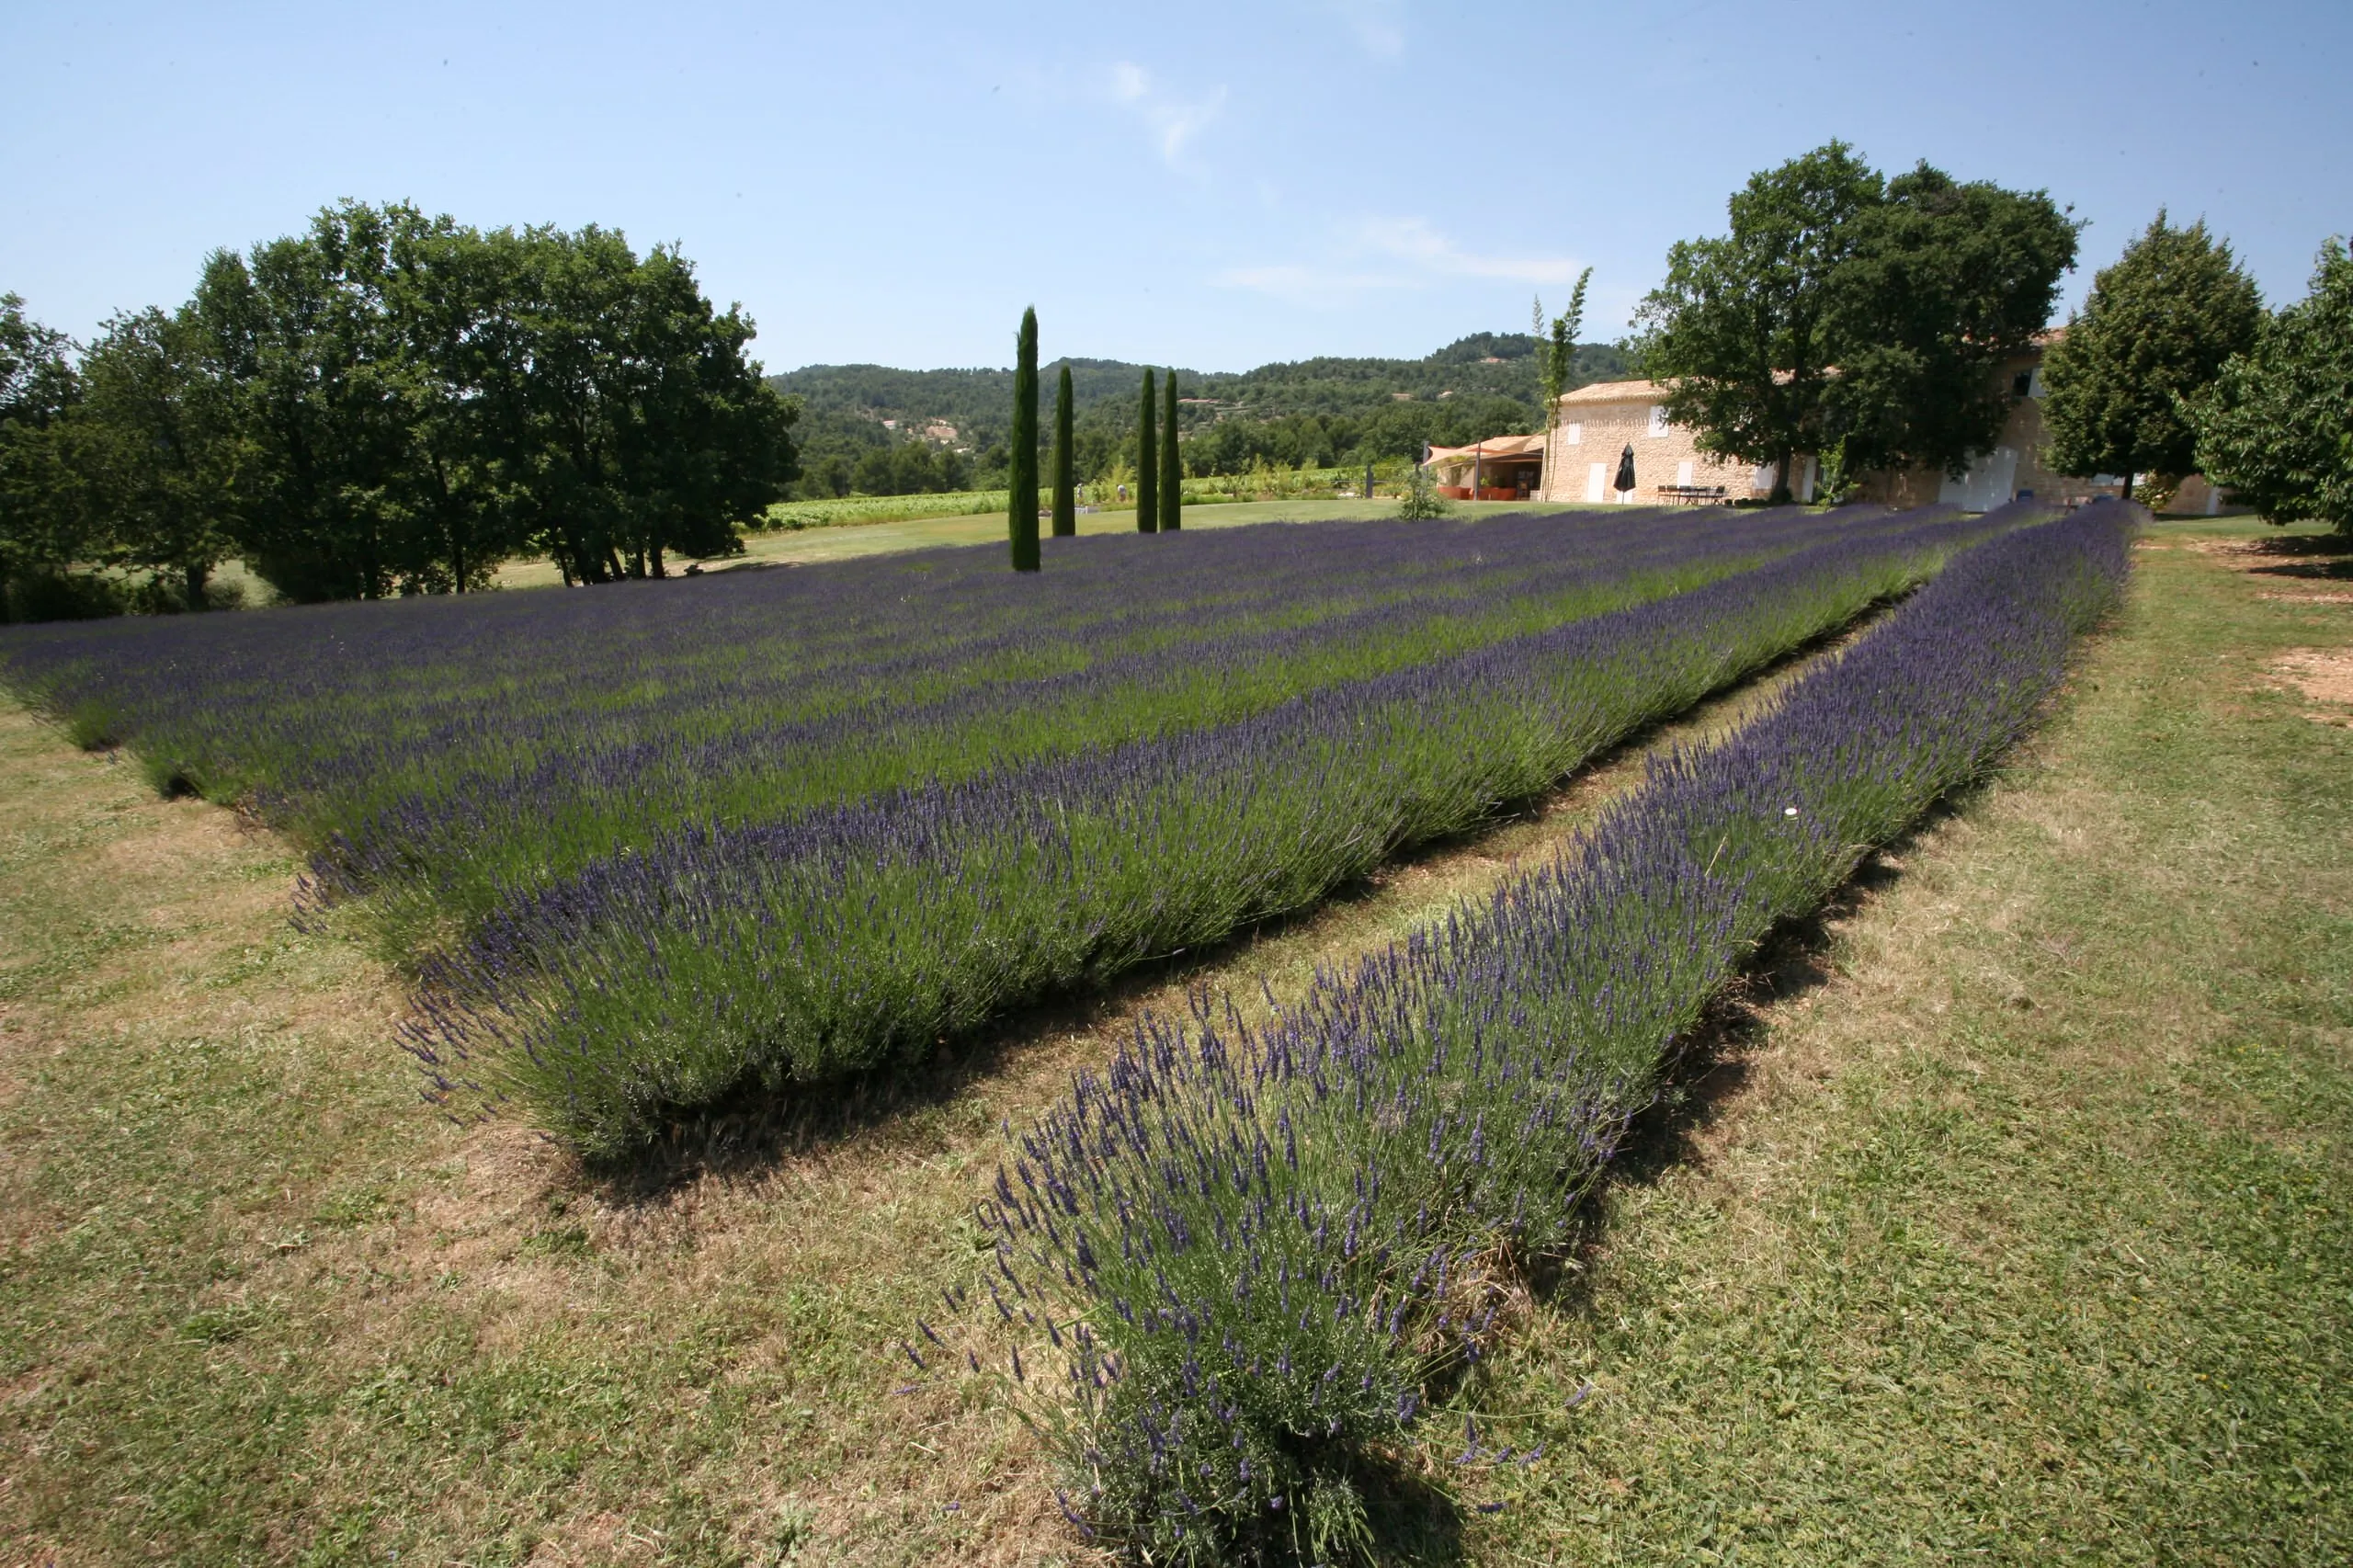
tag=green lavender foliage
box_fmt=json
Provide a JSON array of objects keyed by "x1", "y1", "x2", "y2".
[
  {"x1": 1161, "y1": 369, "x2": 1183, "y2": 532},
  {"x1": 1052, "y1": 363, "x2": 1077, "y2": 537},
  {"x1": 1137, "y1": 369, "x2": 1159, "y2": 533},
  {"x1": 1008, "y1": 307, "x2": 1041, "y2": 571}
]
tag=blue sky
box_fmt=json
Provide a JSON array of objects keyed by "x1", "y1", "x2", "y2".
[{"x1": 5, "y1": 0, "x2": 2347, "y2": 373}]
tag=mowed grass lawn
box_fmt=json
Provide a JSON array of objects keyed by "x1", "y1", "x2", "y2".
[{"x1": 0, "y1": 518, "x2": 2346, "y2": 1564}]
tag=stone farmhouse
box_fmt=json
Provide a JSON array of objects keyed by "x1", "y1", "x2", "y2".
[{"x1": 1426, "y1": 337, "x2": 2238, "y2": 514}]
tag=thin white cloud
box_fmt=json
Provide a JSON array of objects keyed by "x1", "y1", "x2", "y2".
[
  {"x1": 1323, "y1": 0, "x2": 1405, "y2": 58},
  {"x1": 1106, "y1": 62, "x2": 1227, "y2": 169},
  {"x1": 1357, "y1": 216, "x2": 1586, "y2": 286},
  {"x1": 1212, "y1": 264, "x2": 1411, "y2": 304},
  {"x1": 1216, "y1": 216, "x2": 1588, "y2": 303}
]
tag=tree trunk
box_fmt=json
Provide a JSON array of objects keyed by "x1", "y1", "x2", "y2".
[
  {"x1": 650, "y1": 545, "x2": 666, "y2": 579},
  {"x1": 1770, "y1": 443, "x2": 1795, "y2": 506},
  {"x1": 558, "y1": 525, "x2": 587, "y2": 585},
  {"x1": 2120, "y1": 472, "x2": 2134, "y2": 502},
  {"x1": 184, "y1": 561, "x2": 209, "y2": 611}
]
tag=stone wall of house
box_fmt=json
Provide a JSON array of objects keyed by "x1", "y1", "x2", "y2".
[
  {"x1": 1538, "y1": 382, "x2": 1769, "y2": 506},
  {"x1": 2168, "y1": 473, "x2": 2250, "y2": 516},
  {"x1": 1852, "y1": 355, "x2": 2097, "y2": 508}
]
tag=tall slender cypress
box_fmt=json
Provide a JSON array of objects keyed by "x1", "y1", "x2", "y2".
[
  {"x1": 1051, "y1": 362, "x2": 1076, "y2": 537},
  {"x1": 1008, "y1": 307, "x2": 1040, "y2": 571},
  {"x1": 1135, "y1": 368, "x2": 1159, "y2": 533},
  {"x1": 1160, "y1": 367, "x2": 1182, "y2": 531}
]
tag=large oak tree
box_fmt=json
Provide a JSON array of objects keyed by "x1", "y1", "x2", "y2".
[{"x1": 1633, "y1": 142, "x2": 2077, "y2": 503}]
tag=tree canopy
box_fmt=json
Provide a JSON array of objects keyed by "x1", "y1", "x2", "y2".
[
  {"x1": 1633, "y1": 142, "x2": 2077, "y2": 501},
  {"x1": 197, "y1": 203, "x2": 797, "y2": 595},
  {"x1": 2194, "y1": 240, "x2": 2353, "y2": 533},
  {"x1": 0, "y1": 293, "x2": 90, "y2": 593},
  {"x1": 0, "y1": 202, "x2": 799, "y2": 612},
  {"x1": 74, "y1": 305, "x2": 244, "y2": 608},
  {"x1": 2043, "y1": 212, "x2": 2265, "y2": 494}
]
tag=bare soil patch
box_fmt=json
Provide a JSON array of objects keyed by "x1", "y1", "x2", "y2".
[{"x1": 2269, "y1": 648, "x2": 2353, "y2": 718}]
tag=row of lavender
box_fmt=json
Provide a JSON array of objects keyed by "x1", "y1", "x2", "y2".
[
  {"x1": 960, "y1": 504, "x2": 2134, "y2": 1562},
  {"x1": 2, "y1": 509, "x2": 1851, "y2": 941},
  {"x1": 404, "y1": 505, "x2": 2012, "y2": 1154}
]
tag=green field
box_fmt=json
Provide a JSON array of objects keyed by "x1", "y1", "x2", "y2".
[{"x1": 0, "y1": 518, "x2": 2345, "y2": 1563}]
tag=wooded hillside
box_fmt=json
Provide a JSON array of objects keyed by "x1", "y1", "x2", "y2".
[{"x1": 770, "y1": 335, "x2": 1630, "y2": 497}]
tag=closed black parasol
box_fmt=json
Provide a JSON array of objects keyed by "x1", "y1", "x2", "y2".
[{"x1": 1613, "y1": 442, "x2": 1636, "y2": 497}]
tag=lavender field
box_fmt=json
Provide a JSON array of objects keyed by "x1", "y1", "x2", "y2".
[
  {"x1": 966, "y1": 504, "x2": 2136, "y2": 1561},
  {"x1": 5, "y1": 508, "x2": 1857, "y2": 933},
  {"x1": 3, "y1": 506, "x2": 2004, "y2": 1153}
]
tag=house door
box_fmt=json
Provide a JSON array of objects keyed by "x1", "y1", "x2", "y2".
[{"x1": 1586, "y1": 462, "x2": 1607, "y2": 502}]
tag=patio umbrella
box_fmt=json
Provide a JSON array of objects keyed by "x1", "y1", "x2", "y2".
[{"x1": 1613, "y1": 442, "x2": 1636, "y2": 498}]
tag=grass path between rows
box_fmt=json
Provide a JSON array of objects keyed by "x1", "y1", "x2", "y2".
[{"x1": 1, "y1": 518, "x2": 2345, "y2": 1565}]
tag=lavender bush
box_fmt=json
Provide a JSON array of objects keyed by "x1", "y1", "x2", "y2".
[
  {"x1": 966, "y1": 503, "x2": 2135, "y2": 1563},
  {"x1": 404, "y1": 506, "x2": 2012, "y2": 1152}
]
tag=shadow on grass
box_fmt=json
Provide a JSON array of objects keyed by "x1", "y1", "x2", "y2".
[{"x1": 2237, "y1": 530, "x2": 2353, "y2": 583}]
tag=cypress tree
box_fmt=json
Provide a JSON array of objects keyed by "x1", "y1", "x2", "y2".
[
  {"x1": 1051, "y1": 362, "x2": 1076, "y2": 537},
  {"x1": 1160, "y1": 368, "x2": 1182, "y2": 531},
  {"x1": 1135, "y1": 368, "x2": 1158, "y2": 533},
  {"x1": 1007, "y1": 306, "x2": 1040, "y2": 571}
]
